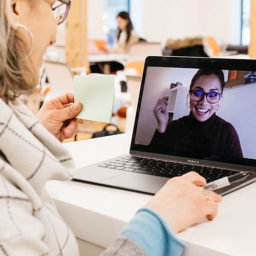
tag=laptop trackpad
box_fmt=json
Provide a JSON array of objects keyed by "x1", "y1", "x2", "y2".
[
  {"x1": 74, "y1": 166, "x2": 124, "y2": 182},
  {"x1": 104, "y1": 172, "x2": 168, "y2": 194}
]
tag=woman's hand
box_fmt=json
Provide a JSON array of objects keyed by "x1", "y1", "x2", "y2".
[
  {"x1": 37, "y1": 93, "x2": 83, "y2": 142},
  {"x1": 99, "y1": 46, "x2": 109, "y2": 53},
  {"x1": 146, "y1": 172, "x2": 222, "y2": 234},
  {"x1": 153, "y1": 96, "x2": 169, "y2": 133}
]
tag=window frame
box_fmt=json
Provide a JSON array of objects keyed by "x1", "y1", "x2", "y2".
[{"x1": 240, "y1": 0, "x2": 250, "y2": 45}]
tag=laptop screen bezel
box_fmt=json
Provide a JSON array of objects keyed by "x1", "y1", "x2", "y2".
[{"x1": 130, "y1": 56, "x2": 256, "y2": 171}]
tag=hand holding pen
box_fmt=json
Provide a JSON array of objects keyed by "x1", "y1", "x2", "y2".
[{"x1": 204, "y1": 172, "x2": 249, "y2": 191}]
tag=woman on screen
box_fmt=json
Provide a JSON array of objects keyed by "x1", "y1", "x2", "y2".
[{"x1": 150, "y1": 69, "x2": 243, "y2": 160}]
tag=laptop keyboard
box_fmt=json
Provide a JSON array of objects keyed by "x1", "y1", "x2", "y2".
[{"x1": 97, "y1": 156, "x2": 238, "y2": 183}]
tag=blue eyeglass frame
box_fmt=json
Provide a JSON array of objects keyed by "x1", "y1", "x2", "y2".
[{"x1": 189, "y1": 89, "x2": 222, "y2": 103}]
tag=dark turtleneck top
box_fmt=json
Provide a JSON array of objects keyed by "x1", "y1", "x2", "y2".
[{"x1": 149, "y1": 113, "x2": 243, "y2": 161}]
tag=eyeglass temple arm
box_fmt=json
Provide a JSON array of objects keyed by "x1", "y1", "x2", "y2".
[{"x1": 60, "y1": 0, "x2": 71, "y2": 5}]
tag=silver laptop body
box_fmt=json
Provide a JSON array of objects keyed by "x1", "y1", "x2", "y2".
[{"x1": 74, "y1": 56, "x2": 256, "y2": 195}]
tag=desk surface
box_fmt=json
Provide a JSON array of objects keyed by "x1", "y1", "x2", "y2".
[
  {"x1": 46, "y1": 133, "x2": 256, "y2": 256},
  {"x1": 88, "y1": 53, "x2": 128, "y2": 64}
]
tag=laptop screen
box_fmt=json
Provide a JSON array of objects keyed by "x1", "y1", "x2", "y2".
[{"x1": 131, "y1": 57, "x2": 256, "y2": 168}]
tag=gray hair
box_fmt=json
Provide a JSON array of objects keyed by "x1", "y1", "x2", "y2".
[{"x1": 0, "y1": 1, "x2": 35, "y2": 102}]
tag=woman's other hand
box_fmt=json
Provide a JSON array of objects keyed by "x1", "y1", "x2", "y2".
[
  {"x1": 153, "y1": 96, "x2": 169, "y2": 133},
  {"x1": 146, "y1": 171, "x2": 222, "y2": 234},
  {"x1": 99, "y1": 46, "x2": 109, "y2": 53},
  {"x1": 37, "y1": 93, "x2": 83, "y2": 141}
]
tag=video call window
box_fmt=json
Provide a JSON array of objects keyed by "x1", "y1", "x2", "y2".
[{"x1": 135, "y1": 67, "x2": 256, "y2": 162}]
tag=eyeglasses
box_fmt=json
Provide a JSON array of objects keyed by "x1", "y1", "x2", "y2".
[
  {"x1": 52, "y1": 0, "x2": 71, "y2": 25},
  {"x1": 189, "y1": 90, "x2": 222, "y2": 103}
]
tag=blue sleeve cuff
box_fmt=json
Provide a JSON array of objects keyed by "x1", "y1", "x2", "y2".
[{"x1": 122, "y1": 208, "x2": 185, "y2": 256}]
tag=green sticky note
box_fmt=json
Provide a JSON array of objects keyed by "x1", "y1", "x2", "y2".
[{"x1": 74, "y1": 74, "x2": 115, "y2": 123}]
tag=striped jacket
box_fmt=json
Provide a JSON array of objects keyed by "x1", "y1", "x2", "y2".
[{"x1": 0, "y1": 98, "x2": 145, "y2": 256}]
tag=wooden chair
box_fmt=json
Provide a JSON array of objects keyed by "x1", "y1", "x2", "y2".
[
  {"x1": 205, "y1": 36, "x2": 220, "y2": 56},
  {"x1": 125, "y1": 61, "x2": 144, "y2": 76}
]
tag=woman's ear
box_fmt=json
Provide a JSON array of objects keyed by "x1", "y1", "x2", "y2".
[{"x1": 4, "y1": 0, "x2": 20, "y2": 30}]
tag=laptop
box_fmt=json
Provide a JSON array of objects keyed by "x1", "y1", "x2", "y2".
[{"x1": 73, "y1": 56, "x2": 256, "y2": 195}]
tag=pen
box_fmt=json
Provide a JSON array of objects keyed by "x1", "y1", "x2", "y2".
[{"x1": 204, "y1": 172, "x2": 249, "y2": 190}]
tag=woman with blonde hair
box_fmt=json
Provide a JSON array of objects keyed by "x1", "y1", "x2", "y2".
[{"x1": 0, "y1": 1, "x2": 221, "y2": 255}]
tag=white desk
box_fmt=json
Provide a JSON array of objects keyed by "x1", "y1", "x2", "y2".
[
  {"x1": 89, "y1": 54, "x2": 128, "y2": 64},
  {"x1": 216, "y1": 54, "x2": 249, "y2": 59},
  {"x1": 46, "y1": 133, "x2": 256, "y2": 256}
]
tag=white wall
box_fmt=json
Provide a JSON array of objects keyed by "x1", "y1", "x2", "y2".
[
  {"x1": 130, "y1": 0, "x2": 144, "y2": 38},
  {"x1": 88, "y1": 0, "x2": 105, "y2": 39},
  {"x1": 130, "y1": 0, "x2": 241, "y2": 45},
  {"x1": 218, "y1": 83, "x2": 256, "y2": 159},
  {"x1": 195, "y1": 0, "x2": 241, "y2": 45},
  {"x1": 87, "y1": 0, "x2": 241, "y2": 44}
]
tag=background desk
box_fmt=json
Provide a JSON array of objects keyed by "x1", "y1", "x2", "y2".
[
  {"x1": 89, "y1": 54, "x2": 127, "y2": 73},
  {"x1": 46, "y1": 133, "x2": 256, "y2": 256}
]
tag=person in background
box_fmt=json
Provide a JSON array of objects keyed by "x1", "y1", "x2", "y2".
[
  {"x1": 0, "y1": 1, "x2": 221, "y2": 256},
  {"x1": 94, "y1": 11, "x2": 140, "y2": 73},
  {"x1": 101, "y1": 11, "x2": 139, "y2": 55},
  {"x1": 111, "y1": 11, "x2": 139, "y2": 54},
  {"x1": 150, "y1": 69, "x2": 243, "y2": 161}
]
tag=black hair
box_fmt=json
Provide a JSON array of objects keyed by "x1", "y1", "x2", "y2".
[
  {"x1": 190, "y1": 69, "x2": 225, "y2": 91},
  {"x1": 116, "y1": 11, "x2": 133, "y2": 44}
]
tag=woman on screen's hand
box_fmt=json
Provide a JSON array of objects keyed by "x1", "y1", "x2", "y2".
[
  {"x1": 153, "y1": 96, "x2": 169, "y2": 133},
  {"x1": 153, "y1": 82, "x2": 183, "y2": 133}
]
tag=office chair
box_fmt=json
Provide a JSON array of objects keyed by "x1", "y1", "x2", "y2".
[{"x1": 125, "y1": 61, "x2": 144, "y2": 76}]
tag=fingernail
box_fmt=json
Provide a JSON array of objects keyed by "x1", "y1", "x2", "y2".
[{"x1": 74, "y1": 102, "x2": 81, "y2": 111}]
